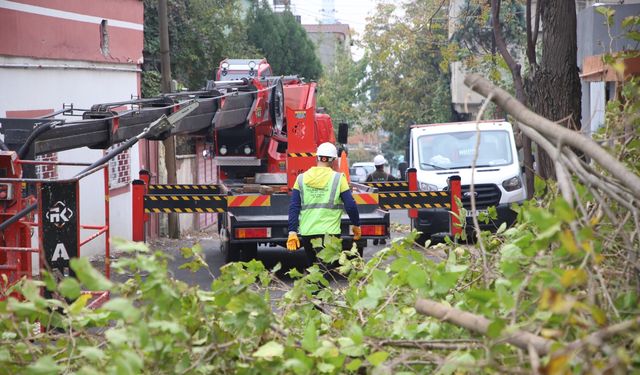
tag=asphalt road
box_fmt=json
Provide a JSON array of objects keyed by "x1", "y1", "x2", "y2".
[{"x1": 160, "y1": 210, "x2": 411, "y2": 290}]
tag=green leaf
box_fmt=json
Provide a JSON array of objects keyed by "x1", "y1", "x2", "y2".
[
  {"x1": 432, "y1": 272, "x2": 460, "y2": 294},
  {"x1": 70, "y1": 257, "x2": 113, "y2": 291},
  {"x1": 0, "y1": 347, "x2": 10, "y2": 362},
  {"x1": 366, "y1": 351, "x2": 389, "y2": 366},
  {"x1": 58, "y1": 278, "x2": 81, "y2": 299},
  {"x1": 353, "y1": 296, "x2": 379, "y2": 310},
  {"x1": 25, "y1": 356, "x2": 61, "y2": 375},
  {"x1": 79, "y1": 346, "x2": 105, "y2": 362},
  {"x1": 68, "y1": 294, "x2": 92, "y2": 315},
  {"x1": 103, "y1": 298, "x2": 140, "y2": 323},
  {"x1": 338, "y1": 337, "x2": 364, "y2": 357},
  {"x1": 500, "y1": 244, "x2": 523, "y2": 262},
  {"x1": 317, "y1": 363, "x2": 335, "y2": 373},
  {"x1": 148, "y1": 320, "x2": 185, "y2": 334},
  {"x1": 41, "y1": 271, "x2": 57, "y2": 291},
  {"x1": 487, "y1": 319, "x2": 506, "y2": 338},
  {"x1": 253, "y1": 341, "x2": 284, "y2": 360},
  {"x1": 406, "y1": 263, "x2": 427, "y2": 288},
  {"x1": 112, "y1": 238, "x2": 149, "y2": 253},
  {"x1": 105, "y1": 327, "x2": 129, "y2": 346},
  {"x1": 534, "y1": 175, "x2": 546, "y2": 196},
  {"x1": 496, "y1": 222, "x2": 507, "y2": 234},
  {"x1": 345, "y1": 358, "x2": 363, "y2": 371},
  {"x1": 301, "y1": 321, "x2": 320, "y2": 352}
]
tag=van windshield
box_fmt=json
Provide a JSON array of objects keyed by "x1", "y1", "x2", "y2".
[{"x1": 417, "y1": 130, "x2": 513, "y2": 170}]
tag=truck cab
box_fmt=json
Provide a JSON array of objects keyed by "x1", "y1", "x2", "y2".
[{"x1": 409, "y1": 120, "x2": 526, "y2": 239}]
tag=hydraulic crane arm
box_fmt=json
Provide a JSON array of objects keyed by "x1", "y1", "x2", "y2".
[{"x1": 0, "y1": 79, "x2": 257, "y2": 158}]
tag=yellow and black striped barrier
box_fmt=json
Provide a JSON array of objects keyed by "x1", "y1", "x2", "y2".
[
  {"x1": 287, "y1": 152, "x2": 316, "y2": 158},
  {"x1": 144, "y1": 194, "x2": 227, "y2": 213},
  {"x1": 364, "y1": 181, "x2": 409, "y2": 192},
  {"x1": 148, "y1": 184, "x2": 220, "y2": 195},
  {"x1": 378, "y1": 191, "x2": 450, "y2": 209}
]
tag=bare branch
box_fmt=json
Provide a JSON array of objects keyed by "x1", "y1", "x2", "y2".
[
  {"x1": 464, "y1": 74, "x2": 640, "y2": 201},
  {"x1": 490, "y1": 0, "x2": 526, "y2": 102},
  {"x1": 415, "y1": 298, "x2": 554, "y2": 355}
]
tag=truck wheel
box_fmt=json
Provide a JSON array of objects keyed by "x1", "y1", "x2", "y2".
[
  {"x1": 240, "y1": 243, "x2": 258, "y2": 262},
  {"x1": 220, "y1": 228, "x2": 241, "y2": 263}
]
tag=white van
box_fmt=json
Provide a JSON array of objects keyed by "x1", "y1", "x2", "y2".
[{"x1": 409, "y1": 120, "x2": 526, "y2": 239}]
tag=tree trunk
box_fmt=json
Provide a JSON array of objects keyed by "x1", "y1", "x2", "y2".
[{"x1": 525, "y1": 1, "x2": 582, "y2": 180}]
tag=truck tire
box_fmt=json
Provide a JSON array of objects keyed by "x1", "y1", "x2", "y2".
[
  {"x1": 239, "y1": 243, "x2": 258, "y2": 261},
  {"x1": 220, "y1": 228, "x2": 240, "y2": 263},
  {"x1": 220, "y1": 228, "x2": 258, "y2": 263}
]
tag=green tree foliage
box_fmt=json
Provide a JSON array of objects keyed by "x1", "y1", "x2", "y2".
[
  {"x1": 361, "y1": 1, "x2": 452, "y2": 151},
  {"x1": 143, "y1": 0, "x2": 258, "y2": 93},
  {"x1": 316, "y1": 48, "x2": 367, "y2": 131},
  {"x1": 246, "y1": 2, "x2": 322, "y2": 80}
]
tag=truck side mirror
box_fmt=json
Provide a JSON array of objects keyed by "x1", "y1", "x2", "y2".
[
  {"x1": 337, "y1": 123, "x2": 348, "y2": 144},
  {"x1": 398, "y1": 161, "x2": 408, "y2": 180}
]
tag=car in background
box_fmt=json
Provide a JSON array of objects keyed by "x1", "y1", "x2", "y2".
[{"x1": 350, "y1": 162, "x2": 376, "y2": 183}]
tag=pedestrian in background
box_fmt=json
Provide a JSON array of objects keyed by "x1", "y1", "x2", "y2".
[{"x1": 366, "y1": 155, "x2": 397, "y2": 182}]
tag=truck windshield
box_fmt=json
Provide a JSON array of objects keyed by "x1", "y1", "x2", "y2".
[{"x1": 417, "y1": 130, "x2": 513, "y2": 170}]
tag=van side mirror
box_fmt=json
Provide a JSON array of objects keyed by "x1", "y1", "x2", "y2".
[
  {"x1": 398, "y1": 161, "x2": 408, "y2": 180},
  {"x1": 337, "y1": 123, "x2": 348, "y2": 144}
]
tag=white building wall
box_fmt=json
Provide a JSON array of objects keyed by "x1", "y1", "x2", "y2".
[{"x1": 0, "y1": 56, "x2": 140, "y2": 257}]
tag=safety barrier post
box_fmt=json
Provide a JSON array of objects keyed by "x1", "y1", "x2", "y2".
[
  {"x1": 132, "y1": 179, "x2": 145, "y2": 242},
  {"x1": 407, "y1": 168, "x2": 418, "y2": 219},
  {"x1": 138, "y1": 169, "x2": 150, "y2": 221},
  {"x1": 448, "y1": 175, "x2": 462, "y2": 238}
]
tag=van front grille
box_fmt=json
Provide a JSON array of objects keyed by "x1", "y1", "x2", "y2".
[{"x1": 460, "y1": 184, "x2": 501, "y2": 209}]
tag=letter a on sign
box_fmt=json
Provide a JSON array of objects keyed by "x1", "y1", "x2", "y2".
[{"x1": 51, "y1": 243, "x2": 70, "y2": 261}]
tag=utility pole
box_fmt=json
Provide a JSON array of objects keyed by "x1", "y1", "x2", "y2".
[{"x1": 158, "y1": 0, "x2": 180, "y2": 238}]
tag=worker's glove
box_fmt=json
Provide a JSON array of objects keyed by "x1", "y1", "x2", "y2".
[
  {"x1": 352, "y1": 226, "x2": 362, "y2": 241},
  {"x1": 287, "y1": 232, "x2": 300, "y2": 251}
]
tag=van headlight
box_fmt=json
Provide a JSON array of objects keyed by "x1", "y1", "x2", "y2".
[
  {"x1": 419, "y1": 182, "x2": 438, "y2": 191},
  {"x1": 502, "y1": 176, "x2": 522, "y2": 191}
]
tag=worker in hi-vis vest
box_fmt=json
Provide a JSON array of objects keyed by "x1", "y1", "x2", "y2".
[{"x1": 287, "y1": 142, "x2": 361, "y2": 265}]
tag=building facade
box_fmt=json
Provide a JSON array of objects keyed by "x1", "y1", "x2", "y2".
[
  {"x1": 302, "y1": 23, "x2": 351, "y2": 69},
  {"x1": 0, "y1": 0, "x2": 144, "y2": 256}
]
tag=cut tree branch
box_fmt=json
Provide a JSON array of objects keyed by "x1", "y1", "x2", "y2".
[
  {"x1": 415, "y1": 298, "x2": 554, "y2": 355},
  {"x1": 464, "y1": 74, "x2": 640, "y2": 200}
]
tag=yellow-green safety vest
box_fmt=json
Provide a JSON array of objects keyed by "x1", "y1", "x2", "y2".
[{"x1": 297, "y1": 172, "x2": 343, "y2": 236}]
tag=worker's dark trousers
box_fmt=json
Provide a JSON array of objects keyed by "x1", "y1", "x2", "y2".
[
  {"x1": 300, "y1": 234, "x2": 340, "y2": 269},
  {"x1": 301, "y1": 234, "x2": 326, "y2": 267}
]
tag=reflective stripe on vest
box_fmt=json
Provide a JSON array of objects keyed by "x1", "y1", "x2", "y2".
[{"x1": 299, "y1": 173, "x2": 343, "y2": 210}]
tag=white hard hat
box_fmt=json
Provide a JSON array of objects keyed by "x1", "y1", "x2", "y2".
[
  {"x1": 316, "y1": 142, "x2": 338, "y2": 159},
  {"x1": 373, "y1": 154, "x2": 387, "y2": 166}
]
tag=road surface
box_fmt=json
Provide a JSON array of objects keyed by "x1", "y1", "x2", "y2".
[{"x1": 150, "y1": 210, "x2": 412, "y2": 289}]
